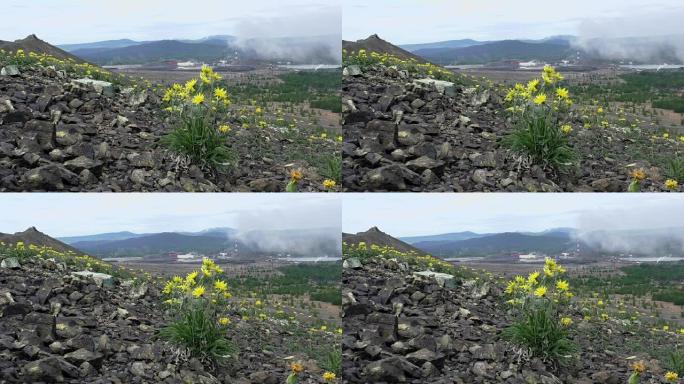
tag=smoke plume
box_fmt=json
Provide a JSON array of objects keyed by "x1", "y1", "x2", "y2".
[{"x1": 573, "y1": 9, "x2": 684, "y2": 63}]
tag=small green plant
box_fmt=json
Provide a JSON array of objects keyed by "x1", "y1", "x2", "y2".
[
  {"x1": 318, "y1": 347, "x2": 342, "y2": 376},
  {"x1": 503, "y1": 302, "x2": 576, "y2": 365},
  {"x1": 663, "y1": 156, "x2": 684, "y2": 183},
  {"x1": 665, "y1": 350, "x2": 684, "y2": 375},
  {"x1": 322, "y1": 155, "x2": 342, "y2": 184},
  {"x1": 163, "y1": 113, "x2": 234, "y2": 171},
  {"x1": 158, "y1": 307, "x2": 236, "y2": 363},
  {"x1": 505, "y1": 114, "x2": 575, "y2": 170}
]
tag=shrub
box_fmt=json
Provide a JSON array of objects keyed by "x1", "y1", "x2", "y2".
[
  {"x1": 503, "y1": 302, "x2": 576, "y2": 364},
  {"x1": 159, "y1": 258, "x2": 237, "y2": 366},
  {"x1": 162, "y1": 66, "x2": 235, "y2": 172},
  {"x1": 504, "y1": 66, "x2": 577, "y2": 170},
  {"x1": 503, "y1": 258, "x2": 577, "y2": 367},
  {"x1": 158, "y1": 306, "x2": 236, "y2": 363}
]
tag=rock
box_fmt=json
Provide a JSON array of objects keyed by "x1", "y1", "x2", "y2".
[
  {"x1": 413, "y1": 78, "x2": 456, "y2": 97},
  {"x1": 413, "y1": 271, "x2": 456, "y2": 288},
  {"x1": 71, "y1": 271, "x2": 114, "y2": 288},
  {"x1": 130, "y1": 361, "x2": 148, "y2": 377},
  {"x1": 344, "y1": 65, "x2": 363, "y2": 76},
  {"x1": 130, "y1": 169, "x2": 147, "y2": 184},
  {"x1": 71, "y1": 78, "x2": 114, "y2": 97},
  {"x1": 64, "y1": 348, "x2": 103, "y2": 366},
  {"x1": 1, "y1": 65, "x2": 20, "y2": 76},
  {"x1": 248, "y1": 371, "x2": 278, "y2": 384},
  {"x1": 64, "y1": 156, "x2": 103, "y2": 176},
  {"x1": 343, "y1": 258, "x2": 363, "y2": 269},
  {"x1": 22, "y1": 357, "x2": 69, "y2": 382},
  {"x1": 1, "y1": 257, "x2": 21, "y2": 269}
]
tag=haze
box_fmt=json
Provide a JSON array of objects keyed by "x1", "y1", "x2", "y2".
[
  {"x1": 343, "y1": 0, "x2": 684, "y2": 43},
  {"x1": 342, "y1": 194, "x2": 684, "y2": 237},
  {"x1": 0, "y1": 193, "x2": 341, "y2": 237},
  {"x1": 1, "y1": 0, "x2": 340, "y2": 44}
]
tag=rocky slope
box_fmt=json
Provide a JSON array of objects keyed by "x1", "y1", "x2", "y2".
[
  {"x1": 342, "y1": 35, "x2": 428, "y2": 64},
  {"x1": 343, "y1": 227, "x2": 428, "y2": 256},
  {"x1": 342, "y1": 63, "x2": 681, "y2": 192},
  {"x1": 0, "y1": 35, "x2": 85, "y2": 64},
  {"x1": 0, "y1": 64, "x2": 333, "y2": 192},
  {"x1": 341, "y1": 257, "x2": 678, "y2": 383},
  {"x1": 0, "y1": 227, "x2": 83, "y2": 255},
  {"x1": 0, "y1": 247, "x2": 337, "y2": 383}
]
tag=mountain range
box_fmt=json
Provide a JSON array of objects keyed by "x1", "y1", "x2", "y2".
[
  {"x1": 58, "y1": 227, "x2": 339, "y2": 259},
  {"x1": 56, "y1": 34, "x2": 340, "y2": 65}
]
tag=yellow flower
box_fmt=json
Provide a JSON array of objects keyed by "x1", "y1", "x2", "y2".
[
  {"x1": 664, "y1": 133, "x2": 670, "y2": 139},
  {"x1": 323, "y1": 179, "x2": 336, "y2": 189},
  {"x1": 597, "y1": 107, "x2": 604, "y2": 114},
  {"x1": 631, "y1": 169, "x2": 646, "y2": 181},
  {"x1": 556, "y1": 280, "x2": 569, "y2": 291},
  {"x1": 665, "y1": 372, "x2": 679, "y2": 382},
  {"x1": 527, "y1": 271, "x2": 540, "y2": 285},
  {"x1": 192, "y1": 94, "x2": 205, "y2": 105},
  {"x1": 323, "y1": 372, "x2": 336, "y2": 381},
  {"x1": 184, "y1": 79, "x2": 197, "y2": 92},
  {"x1": 556, "y1": 87, "x2": 569, "y2": 99},
  {"x1": 290, "y1": 170, "x2": 303, "y2": 181},
  {"x1": 219, "y1": 124, "x2": 231, "y2": 134},
  {"x1": 561, "y1": 124, "x2": 573, "y2": 134},
  {"x1": 255, "y1": 107, "x2": 262, "y2": 114},
  {"x1": 291, "y1": 363, "x2": 304, "y2": 374},
  {"x1": 560, "y1": 317, "x2": 573, "y2": 326},
  {"x1": 631, "y1": 361, "x2": 646, "y2": 374},
  {"x1": 214, "y1": 87, "x2": 228, "y2": 100},
  {"x1": 665, "y1": 179, "x2": 678, "y2": 190},
  {"x1": 214, "y1": 280, "x2": 228, "y2": 292},
  {"x1": 526, "y1": 79, "x2": 540, "y2": 93},
  {"x1": 255, "y1": 300, "x2": 263, "y2": 306},
  {"x1": 192, "y1": 286, "x2": 205, "y2": 298},
  {"x1": 533, "y1": 286, "x2": 547, "y2": 297},
  {"x1": 533, "y1": 94, "x2": 547, "y2": 105},
  {"x1": 218, "y1": 317, "x2": 231, "y2": 326}
]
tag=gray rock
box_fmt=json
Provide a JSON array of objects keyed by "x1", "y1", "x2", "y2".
[
  {"x1": 1, "y1": 257, "x2": 20, "y2": 269},
  {"x1": 71, "y1": 271, "x2": 114, "y2": 288},
  {"x1": 343, "y1": 258, "x2": 363, "y2": 269},
  {"x1": 1, "y1": 65, "x2": 20, "y2": 76},
  {"x1": 413, "y1": 271, "x2": 456, "y2": 289},
  {"x1": 71, "y1": 78, "x2": 114, "y2": 96},
  {"x1": 413, "y1": 78, "x2": 456, "y2": 97}
]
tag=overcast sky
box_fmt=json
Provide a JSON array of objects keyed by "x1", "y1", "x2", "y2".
[
  {"x1": 342, "y1": 194, "x2": 684, "y2": 237},
  {"x1": 0, "y1": 194, "x2": 340, "y2": 237},
  {"x1": 1, "y1": 0, "x2": 340, "y2": 44},
  {"x1": 343, "y1": 0, "x2": 684, "y2": 43}
]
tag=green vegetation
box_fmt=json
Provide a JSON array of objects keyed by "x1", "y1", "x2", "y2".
[
  {"x1": 570, "y1": 263, "x2": 684, "y2": 305},
  {"x1": 158, "y1": 307, "x2": 236, "y2": 365},
  {"x1": 230, "y1": 263, "x2": 341, "y2": 306},
  {"x1": 229, "y1": 71, "x2": 341, "y2": 113},
  {"x1": 503, "y1": 304, "x2": 576, "y2": 365},
  {"x1": 161, "y1": 66, "x2": 235, "y2": 172},
  {"x1": 569, "y1": 70, "x2": 684, "y2": 113},
  {"x1": 504, "y1": 67, "x2": 576, "y2": 170}
]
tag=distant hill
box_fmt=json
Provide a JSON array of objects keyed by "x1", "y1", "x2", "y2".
[
  {"x1": 71, "y1": 40, "x2": 230, "y2": 65},
  {"x1": 343, "y1": 227, "x2": 428, "y2": 255},
  {"x1": 58, "y1": 39, "x2": 142, "y2": 52},
  {"x1": 400, "y1": 232, "x2": 486, "y2": 244},
  {"x1": 413, "y1": 232, "x2": 573, "y2": 258},
  {"x1": 0, "y1": 227, "x2": 85, "y2": 255},
  {"x1": 72, "y1": 232, "x2": 230, "y2": 258},
  {"x1": 400, "y1": 39, "x2": 485, "y2": 52},
  {"x1": 0, "y1": 34, "x2": 86, "y2": 63},
  {"x1": 343, "y1": 34, "x2": 429, "y2": 64},
  {"x1": 59, "y1": 231, "x2": 144, "y2": 244},
  {"x1": 414, "y1": 39, "x2": 575, "y2": 65}
]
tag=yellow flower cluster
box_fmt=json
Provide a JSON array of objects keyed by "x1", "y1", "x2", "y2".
[
  {"x1": 342, "y1": 49, "x2": 459, "y2": 82},
  {"x1": 505, "y1": 258, "x2": 572, "y2": 305},
  {"x1": 343, "y1": 242, "x2": 462, "y2": 276}
]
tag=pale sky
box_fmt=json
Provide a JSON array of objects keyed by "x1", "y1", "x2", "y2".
[
  {"x1": 342, "y1": 194, "x2": 684, "y2": 237},
  {"x1": 1, "y1": 0, "x2": 340, "y2": 44},
  {"x1": 343, "y1": 0, "x2": 684, "y2": 44},
  {"x1": 0, "y1": 194, "x2": 341, "y2": 237}
]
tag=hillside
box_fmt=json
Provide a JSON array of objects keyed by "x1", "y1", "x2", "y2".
[
  {"x1": 414, "y1": 40, "x2": 574, "y2": 65},
  {"x1": 0, "y1": 227, "x2": 84, "y2": 255},
  {"x1": 0, "y1": 34, "x2": 86, "y2": 63},
  {"x1": 0, "y1": 236, "x2": 338, "y2": 383},
  {"x1": 343, "y1": 227, "x2": 427, "y2": 256},
  {"x1": 342, "y1": 43, "x2": 684, "y2": 192},
  {"x1": 342, "y1": 249, "x2": 684, "y2": 383},
  {"x1": 342, "y1": 34, "x2": 429, "y2": 64},
  {"x1": 400, "y1": 231, "x2": 486, "y2": 244},
  {"x1": 72, "y1": 233, "x2": 230, "y2": 257}
]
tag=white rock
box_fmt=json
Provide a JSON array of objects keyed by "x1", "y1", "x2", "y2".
[{"x1": 413, "y1": 271, "x2": 456, "y2": 289}]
